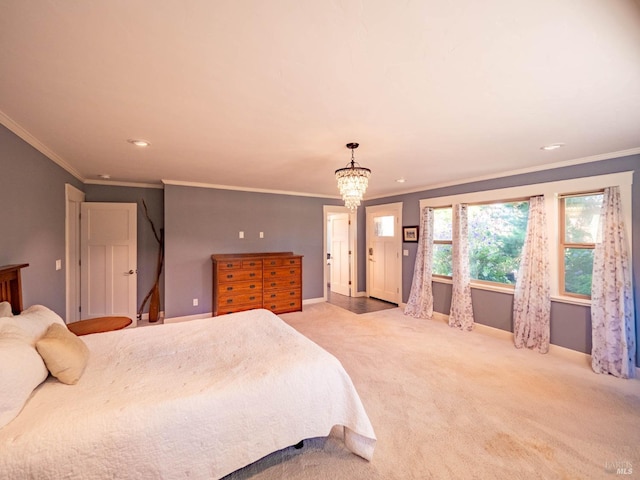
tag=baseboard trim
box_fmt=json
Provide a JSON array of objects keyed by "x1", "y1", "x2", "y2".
[{"x1": 430, "y1": 311, "x2": 593, "y2": 366}]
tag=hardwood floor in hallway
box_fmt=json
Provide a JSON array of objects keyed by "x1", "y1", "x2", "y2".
[{"x1": 326, "y1": 289, "x2": 398, "y2": 314}]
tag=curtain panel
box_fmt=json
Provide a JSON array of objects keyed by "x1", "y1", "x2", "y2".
[
  {"x1": 449, "y1": 204, "x2": 474, "y2": 330},
  {"x1": 513, "y1": 195, "x2": 551, "y2": 353},
  {"x1": 405, "y1": 207, "x2": 434, "y2": 319},
  {"x1": 591, "y1": 186, "x2": 636, "y2": 378}
]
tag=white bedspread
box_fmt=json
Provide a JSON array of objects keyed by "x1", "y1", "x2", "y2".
[{"x1": 0, "y1": 309, "x2": 376, "y2": 479}]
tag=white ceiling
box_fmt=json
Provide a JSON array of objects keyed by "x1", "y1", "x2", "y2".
[{"x1": 2, "y1": 1, "x2": 640, "y2": 199}]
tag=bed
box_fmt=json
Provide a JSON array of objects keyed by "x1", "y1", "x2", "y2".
[{"x1": 0, "y1": 264, "x2": 376, "y2": 479}]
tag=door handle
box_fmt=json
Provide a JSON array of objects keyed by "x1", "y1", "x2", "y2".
[{"x1": 127, "y1": 269, "x2": 136, "y2": 275}]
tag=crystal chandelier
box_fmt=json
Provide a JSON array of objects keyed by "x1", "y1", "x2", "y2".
[{"x1": 335, "y1": 142, "x2": 371, "y2": 210}]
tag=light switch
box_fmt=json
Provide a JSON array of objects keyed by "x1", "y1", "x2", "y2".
[
  {"x1": 259, "y1": 232, "x2": 264, "y2": 238},
  {"x1": 239, "y1": 231, "x2": 244, "y2": 239},
  {"x1": 55, "y1": 259, "x2": 62, "y2": 270},
  {"x1": 403, "y1": 250, "x2": 409, "y2": 256}
]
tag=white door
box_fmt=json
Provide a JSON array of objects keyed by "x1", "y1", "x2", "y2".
[
  {"x1": 80, "y1": 203, "x2": 137, "y2": 322},
  {"x1": 366, "y1": 203, "x2": 402, "y2": 304},
  {"x1": 65, "y1": 184, "x2": 85, "y2": 323},
  {"x1": 330, "y1": 213, "x2": 351, "y2": 296}
]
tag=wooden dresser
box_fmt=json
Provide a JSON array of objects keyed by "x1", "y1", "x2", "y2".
[{"x1": 212, "y1": 252, "x2": 303, "y2": 316}]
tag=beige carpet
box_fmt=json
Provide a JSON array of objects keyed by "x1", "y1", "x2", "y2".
[{"x1": 224, "y1": 303, "x2": 640, "y2": 479}]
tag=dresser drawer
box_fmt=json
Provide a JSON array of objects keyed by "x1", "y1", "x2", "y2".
[
  {"x1": 263, "y1": 257, "x2": 301, "y2": 268},
  {"x1": 219, "y1": 269, "x2": 262, "y2": 283},
  {"x1": 265, "y1": 296, "x2": 302, "y2": 315},
  {"x1": 264, "y1": 288, "x2": 300, "y2": 302},
  {"x1": 219, "y1": 281, "x2": 262, "y2": 295},
  {"x1": 264, "y1": 265, "x2": 300, "y2": 279},
  {"x1": 217, "y1": 291, "x2": 262, "y2": 308},
  {"x1": 264, "y1": 277, "x2": 301, "y2": 291}
]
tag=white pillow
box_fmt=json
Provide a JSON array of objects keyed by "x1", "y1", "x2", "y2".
[
  {"x1": 11, "y1": 305, "x2": 66, "y2": 345},
  {"x1": 0, "y1": 301, "x2": 13, "y2": 318},
  {"x1": 0, "y1": 323, "x2": 48, "y2": 429}
]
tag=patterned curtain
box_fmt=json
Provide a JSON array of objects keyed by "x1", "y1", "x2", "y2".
[
  {"x1": 405, "y1": 207, "x2": 434, "y2": 319},
  {"x1": 449, "y1": 204, "x2": 474, "y2": 330},
  {"x1": 513, "y1": 196, "x2": 550, "y2": 353},
  {"x1": 591, "y1": 187, "x2": 636, "y2": 378}
]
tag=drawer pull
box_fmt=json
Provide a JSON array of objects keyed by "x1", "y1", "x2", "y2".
[
  {"x1": 249, "y1": 262, "x2": 256, "y2": 266},
  {"x1": 270, "y1": 294, "x2": 276, "y2": 298},
  {"x1": 290, "y1": 280, "x2": 295, "y2": 285},
  {"x1": 226, "y1": 299, "x2": 234, "y2": 304},
  {"x1": 289, "y1": 302, "x2": 295, "y2": 307},
  {"x1": 226, "y1": 286, "x2": 233, "y2": 291},
  {"x1": 249, "y1": 296, "x2": 256, "y2": 301},
  {"x1": 289, "y1": 291, "x2": 295, "y2": 296},
  {"x1": 250, "y1": 273, "x2": 256, "y2": 277},
  {"x1": 271, "y1": 271, "x2": 276, "y2": 276},
  {"x1": 226, "y1": 263, "x2": 233, "y2": 268},
  {"x1": 250, "y1": 284, "x2": 256, "y2": 289},
  {"x1": 290, "y1": 269, "x2": 296, "y2": 274},
  {"x1": 270, "y1": 282, "x2": 277, "y2": 287},
  {"x1": 270, "y1": 305, "x2": 276, "y2": 309},
  {"x1": 270, "y1": 261, "x2": 277, "y2": 265},
  {"x1": 226, "y1": 274, "x2": 233, "y2": 279}
]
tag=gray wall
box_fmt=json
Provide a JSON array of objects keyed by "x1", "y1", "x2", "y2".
[
  {"x1": 0, "y1": 125, "x2": 84, "y2": 315},
  {"x1": 84, "y1": 184, "x2": 164, "y2": 315},
  {"x1": 365, "y1": 154, "x2": 640, "y2": 359},
  {"x1": 2, "y1": 121, "x2": 638, "y2": 364},
  {"x1": 164, "y1": 184, "x2": 342, "y2": 318}
]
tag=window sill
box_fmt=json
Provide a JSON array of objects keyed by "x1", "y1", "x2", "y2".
[{"x1": 432, "y1": 277, "x2": 592, "y2": 306}]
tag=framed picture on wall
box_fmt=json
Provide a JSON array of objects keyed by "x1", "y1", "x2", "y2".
[{"x1": 403, "y1": 226, "x2": 419, "y2": 243}]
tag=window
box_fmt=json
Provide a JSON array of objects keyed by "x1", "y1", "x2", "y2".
[
  {"x1": 432, "y1": 207, "x2": 452, "y2": 276},
  {"x1": 559, "y1": 192, "x2": 603, "y2": 297},
  {"x1": 468, "y1": 201, "x2": 529, "y2": 285},
  {"x1": 374, "y1": 215, "x2": 394, "y2": 237}
]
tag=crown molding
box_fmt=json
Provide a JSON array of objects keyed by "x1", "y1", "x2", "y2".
[
  {"x1": 84, "y1": 179, "x2": 164, "y2": 189},
  {"x1": 0, "y1": 110, "x2": 85, "y2": 182},
  {"x1": 366, "y1": 147, "x2": 640, "y2": 201},
  {"x1": 162, "y1": 179, "x2": 340, "y2": 199}
]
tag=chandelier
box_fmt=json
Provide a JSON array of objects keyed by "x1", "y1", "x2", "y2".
[{"x1": 335, "y1": 142, "x2": 371, "y2": 210}]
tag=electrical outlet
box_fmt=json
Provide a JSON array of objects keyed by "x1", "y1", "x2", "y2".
[
  {"x1": 239, "y1": 231, "x2": 244, "y2": 239},
  {"x1": 259, "y1": 232, "x2": 264, "y2": 238},
  {"x1": 193, "y1": 298, "x2": 198, "y2": 306}
]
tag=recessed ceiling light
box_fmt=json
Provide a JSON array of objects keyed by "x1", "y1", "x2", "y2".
[
  {"x1": 396, "y1": 178, "x2": 406, "y2": 183},
  {"x1": 540, "y1": 143, "x2": 565, "y2": 151},
  {"x1": 98, "y1": 174, "x2": 111, "y2": 179},
  {"x1": 127, "y1": 139, "x2": 150, "y2": 147}
]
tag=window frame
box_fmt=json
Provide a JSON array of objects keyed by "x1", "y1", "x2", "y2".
[{"x1": 558, "y1": 190, "x2": 604, "y2": 299}]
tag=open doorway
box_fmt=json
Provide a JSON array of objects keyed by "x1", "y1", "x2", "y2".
[{"x1": 323, "y1": 205, "x2": 358, "y2": 300}]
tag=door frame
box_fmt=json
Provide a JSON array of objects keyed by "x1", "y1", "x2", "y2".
[
  {"x1": 365, "y1": 202, "x2": 403, "y2": 303},
  {"x1": 65, "y1": 184, "x2": 85, "y2": 323},
  {"x1": 323, "y1": 205, "x2": 359, "y2": 299}
]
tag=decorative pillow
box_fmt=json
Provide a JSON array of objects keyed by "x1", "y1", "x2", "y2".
[
  {"x1": 0, "y1": 323, "x2": 48, "y2": 429},
  {"x1": 36, "y1": 323, "x2": 89, "y2": 385},
  {"x1": 0, "y1": 301, "x2": 13, "y2": 318},
  {"x1": 12, "y1": 305, "x2": 66, "y2": 345}
]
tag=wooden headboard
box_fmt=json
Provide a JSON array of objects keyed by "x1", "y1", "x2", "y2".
[{"x1": 0, "y1": 264, "x2": 29, "y2": 315}]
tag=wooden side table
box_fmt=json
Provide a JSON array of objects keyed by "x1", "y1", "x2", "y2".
[{"x1": 67, "y1": 316, "x2": 132, "y2": 336}]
